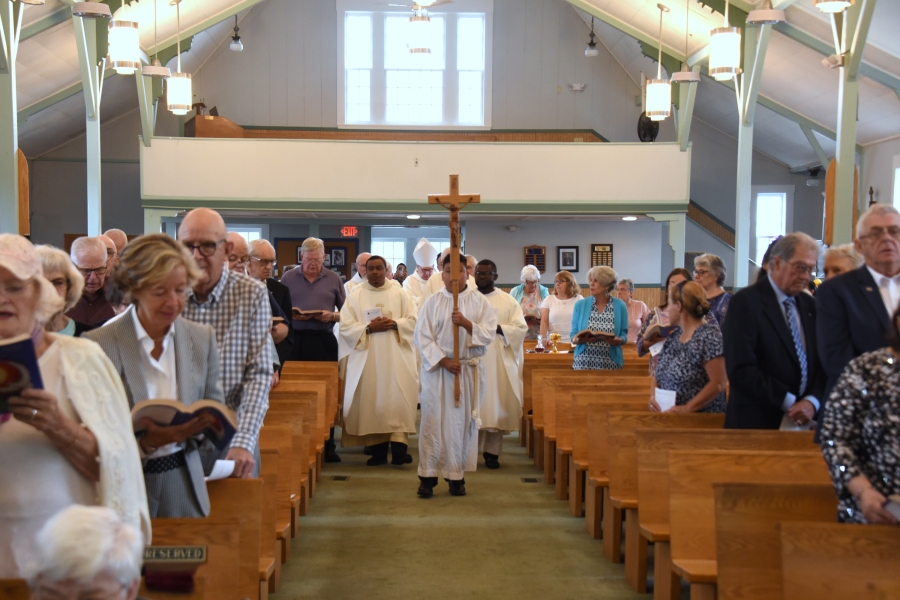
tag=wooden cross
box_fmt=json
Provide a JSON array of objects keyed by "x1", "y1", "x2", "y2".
[{"x1": 428, "y1": 174, "x2": 480, "y2": 406}]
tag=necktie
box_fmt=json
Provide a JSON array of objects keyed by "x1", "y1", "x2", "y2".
[{"x1": 783, "y1": 297, "x2": 808, "y2": 398}]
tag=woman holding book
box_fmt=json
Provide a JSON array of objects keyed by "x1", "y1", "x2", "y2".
[
  {"x1": 650, "y1": 281, "x2": 726, "y2": 414},
  {"x1": 85, "y1": 234, "x2": 225, "y2": 519},
  {"x1": 636, "y1": 268, "x2": 692, "y2": 373},
  {"x1": 570, "y1": 266, "x2": 629, "y2": 371},
  {"x1": 0, "y1": 234, "x2": 148, "y2": 578}
]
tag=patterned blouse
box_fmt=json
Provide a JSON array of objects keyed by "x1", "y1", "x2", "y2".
[
  {"x1": 637, "y1": 307, "x2": 717, "y2": 376},
  {"x1": 654, "y1": 323, "x2": 726, "y2": 413},
  {"x1": 707, "y1": 291, "x2": 732, "y2": 327},
  {"x1": 520, "y1": 291, "x2": 543, "y2": 340},
  {"x1": 820, "y1": 348, "x2": 900, "y2": 524},
  {"x1": 573, "y1": 299, "x2": 621, "y2": 371}
]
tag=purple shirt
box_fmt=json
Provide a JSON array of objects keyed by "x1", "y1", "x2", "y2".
[{"x1": 281, "y1": 267, "x2": 346, "y2": 331}]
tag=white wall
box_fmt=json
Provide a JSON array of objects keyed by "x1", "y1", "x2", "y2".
[
  {"x1": 192, "y1": 0, "x2": 643, "y2": 142},
  {"x1": 465, "y1": 219, "x2": 664, "y2": 285},
  {"x1": 863, "y1": 136, "x2": 900, "y2": 206}
]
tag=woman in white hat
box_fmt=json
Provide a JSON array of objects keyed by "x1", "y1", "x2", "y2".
[{"x1": 0, "y1": 234, "x2": 149, "y2": 577}]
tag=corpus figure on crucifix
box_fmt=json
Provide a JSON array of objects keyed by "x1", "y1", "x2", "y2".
[{"x1": 414, "y1": 176, "x2": 497, "y2": 498}]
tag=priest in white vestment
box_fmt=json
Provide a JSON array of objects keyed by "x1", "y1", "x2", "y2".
[
  {"x1": 415, "y1": 253, "x2": 497, "y2": 497},
  {"x1": 343, "y1": 252, "x2": 370, "y2": 296},
  {"x1": 338, "y1": 256, "x2": 419, "y2": 465},
  {"x1": 403, "y1": 238, "x2": 438, "y2": 307},
  {"x1": 474, "y1": 259, "x2": 527, "y2": 469}
]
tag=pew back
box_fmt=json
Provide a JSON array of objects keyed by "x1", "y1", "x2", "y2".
[
  {"x1": 270, "y1": 382, "x2": 327, "y2": 450},
  {"x1": 280, "y1": 362, "x2": 339, "y2": 429},
  {"x1": 259, "y1": 425, "x2": 294, "y2": 542},
  {"x1": 523, "y1": 356, "x2": 572, "y2": 414},
  {"x1": 584, "y1": 395, "x2": 650, "y2": 481},
  {"x1": 206, "y1": 478, "x2": 263, "y2": 600}
]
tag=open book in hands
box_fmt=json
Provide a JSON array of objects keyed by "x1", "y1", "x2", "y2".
[
  {"x1": 131, "y1": 399, "x2": 237, "y2": 451},
  {"x1": 572, "y1": 329, "x2": 616, "y2": 345}
]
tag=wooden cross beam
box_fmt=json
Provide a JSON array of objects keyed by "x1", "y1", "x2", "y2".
[{"x1": 428, "y1": 175, "x2": 480, "y2": 405}]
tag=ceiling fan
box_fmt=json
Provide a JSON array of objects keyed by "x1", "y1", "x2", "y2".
[{"x1": 384, "y1": 0, "x2": 454, "y2": 12}]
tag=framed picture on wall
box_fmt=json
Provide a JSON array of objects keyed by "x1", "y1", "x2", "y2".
[
  {"x1": 558, "y1": 246, "x2": 579, "y2": 272},
  {"x1": 332, "y1": 248, "x2": 345, "y2": 267}
]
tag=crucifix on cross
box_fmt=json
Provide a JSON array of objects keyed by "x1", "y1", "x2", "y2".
[{"x1": 428, "y1": 174, "x2": 480, "y2": 405}]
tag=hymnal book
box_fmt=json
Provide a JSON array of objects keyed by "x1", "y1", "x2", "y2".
[
  {"x1": 0, "y1": 333, "x2": 43, "y2": 415},
  {"x1": 643, "y1": 308, "x2": 674, "y2": 340},
  {"x1": 882, "y1": 495, "x2": 900, "y2": 520},
  {"x1": 364, "y1": 307, "x2": 383, "y2": 323},
  {"x1": 272, "y1": 316, "x2": 285, "y2": 324},
  {"x1": 292, "y1": 307, "x2": 324, "y2": 317},
  {"x1": 131, "y1": 399, "x2": 237, "y2": 451},
  {"x1": 573, "y1": 329, "x2": 616, "y2": 344}
]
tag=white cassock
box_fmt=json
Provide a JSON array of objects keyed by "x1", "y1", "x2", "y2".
[
  {"x1": 338, "y1": 281, "x2": 419, "y2": 444},
  {"x1": 415, "y1": 286, "x2": 497, "y2": 480},
  {"x1": 423, "y1": 271, "x2": 476, "y2": 304},
  {"x1": 403, "y1": 272, "x2": 430, "y2": 307},
  {"x1": 344, "y1": 272, "x2": 364, "y2": 296},
  {"x1": 480, "y1": 289, "x2": 527, "y2": 433}
]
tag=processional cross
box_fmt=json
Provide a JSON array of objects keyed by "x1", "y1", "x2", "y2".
[{"x1": 428, "y1": 174, "x2": 480, "y2": 406}]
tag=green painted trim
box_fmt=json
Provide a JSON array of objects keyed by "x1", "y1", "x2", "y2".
[
  {"x1": 20, "y1": 7, "x2": 70, "y2": 41},
  {"x1": 35, "y1": 157, "x2": 139, "y2": 164},
  {"x1": 141, "y1": 198, "x2": 689, "y2": 214},
  {"x1": 689, "y1": 200, "x2": 735, "y2": 234}
]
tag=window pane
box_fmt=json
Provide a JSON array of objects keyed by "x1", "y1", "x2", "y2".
[
  {"x1": 756, "y1": 236, "x2": 777, "y2": 265},
  {"x1": 457, "y1": 16, "x2": 485, "y2": 71},
  {"x1": 346, "y1": 69, "x2": 371, "y2": 123},
  {"x1": 458, "y1": 71, "x2": 483, "y2": 125},
  {"x1": 345, "y1": 14, "x2": 372, "y2": 69},
  {"x1": 385, "y1": 15, "x2": 444, "y2": 71},
  {"x1": 756, "y1": 193, "x2": 785, "y2": 238},
  {"x1": 386, "y1": 70, "x2": 443, "y2": 124},
  {"x1": 371, "y1": 240, "x2": 406, "y2": 272},
  {"x1": 893, "y1": 167, "x2": 900, "y2": 209}
]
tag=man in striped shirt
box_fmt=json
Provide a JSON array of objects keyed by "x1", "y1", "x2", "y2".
[{"x1": 179, "y1": 208, "x2": 273, "y2": 478}]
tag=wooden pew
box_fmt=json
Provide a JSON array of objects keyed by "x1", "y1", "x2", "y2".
[
  {"x1": 146, "y1": 517, "x2": 241, "y2": 600},
  {"x1": 606, "y1": 412, "x2": 726, "y2": 592},
  {"x1": 280, "y1": 361, "x2": 340, "y2": 451},
  {"x1": 264, "y1": 398, "x2": 314, "y2": 522},
  {"x1": 525, "y1": 359, "x2": 574, "y2": 463},
  {"x1": 714, "y1": 482, "x2": 836, "y2": 600},
  {"x1": 206, "y1": 478, "x2": 263, "y2": 600},
  {"x1": 781, "y1": 522, "x2": 900, "y2": 600},
  {"x1": 0, "y1": 579, "x2": 29, "y2": 600},
  {"x1": 636, "y1": 429, "x2": 817, "y2": 600},
  {"x1": 269, "y1": 380, "x2": 328, "y2": 481},
  {"x1": 668, "y1": 450, "x2": 830, "y2": 600},
  {"x1": 258, "y1": 425, "x2": 294, "y2": 562},
  {"x1": 258, "y1": 448, "x2": 280, "y2": 594}
]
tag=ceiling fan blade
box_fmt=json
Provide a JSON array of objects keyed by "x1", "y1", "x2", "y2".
[{"x1": 427, "y1": 0, "x2": 454, "y2": 6}]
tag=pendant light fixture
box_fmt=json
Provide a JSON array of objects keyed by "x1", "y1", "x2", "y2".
[
  {"x1": 646, "y1": 4, "x2": 672, "y2": 122},
  {"x1": 166, "y1": 0, "x2": 191, "y2": 116},
  {"x1": 143, "y1": 0, "x2": 170, "y2": 78},
  {"x1": 230, "y1": 15, "x2": 243, "y2": 51},
  {"x1": 19, "y1": 0, "x2": 46, "y2": 6},
  {"x1": 812, "y1": 0, "x2": 851, "y2": 14},
  {"x1": 747, "y1": 0, "x2": 786, "y2": 25},
  {"x1": 408, "y1": 10, "x2": 432, "y2": 54},
  {"x1": 72, "y1": 2, "x2": 112, "y2": 18},
  {"x1": 671, "y1": 0, "x2": 700, "y2": 83},
  {"x1": 585, "y1": 17, "x2": 599, "y2": 57},
  {"x1": 709, "y1": 0, "x2": 741, "y2": 81},
  {"x1": 108, "y1": 0, "x2": 140, "y2": 75}
]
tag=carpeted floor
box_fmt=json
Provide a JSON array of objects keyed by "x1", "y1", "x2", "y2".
[{"x1": 270, "y1": 428, "x2": 649, "y2": 599}]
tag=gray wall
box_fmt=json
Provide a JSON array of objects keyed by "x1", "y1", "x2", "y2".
[{"x1": 863, "y1": 136, "x2": 900, "y2": 206}]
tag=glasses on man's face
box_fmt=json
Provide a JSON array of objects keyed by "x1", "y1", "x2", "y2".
[
  {"x1": 250, "y1": 256, "x2": 277, "y2": 268},
  {"x1": 183, "y1": 239, "x2": 225, "y2": 257},
  {"x1": 787, "y1": 261, "x2": 816, "y2": 276},
  {"x1": 229, "y1": 255, "x2": 249, "y2": 265},
  {"x1": 105, "y1": 249, "x2": 116, "y2": 258},
  {"x1": 474, "y1": 270, "x2": 496, "y2": 277},
  {"x1": 77, "y1": 266, "x2": 107, "y2": 278},
  {"x1": 861, "y1": 226, "x2": 900, "y2": 241}
]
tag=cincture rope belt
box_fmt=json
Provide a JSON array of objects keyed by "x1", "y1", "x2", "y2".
[{"x1": 461, "y1": 357, "x2": 482, "y2": 427}]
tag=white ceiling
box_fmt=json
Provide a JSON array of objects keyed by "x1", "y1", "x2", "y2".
[{"x1": 575, "y1": 0, "x2": 900, "y2": 169}]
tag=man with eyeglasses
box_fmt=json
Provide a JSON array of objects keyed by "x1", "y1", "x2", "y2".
[
  {"x1": 816, "y1": 204, "x2": 900, "y2": 410},
  {"x1": 344, "y1": 252, "x2": 371, "y2": 296},
  {"x1": 281, "y1": 236, "x2": 346, "y2": 462},
  {"x1": 248, "y1": 238, "x2": 293, "y2": 366},
  {"x1": 178, "y1": 208, "x2": 273, "y2": 479},
  {"x1": 723, "y1": 232, "x2": 827, "y2": 430},
  {"x1": 227, "y1": 231, "x2": 251, "y2": 273},
  {"x1": 97, "y1": 234, "x2": 119, "y2": 270},
  {"x1": 66, "y1": 236, "x2": 116, "y2": 328}
]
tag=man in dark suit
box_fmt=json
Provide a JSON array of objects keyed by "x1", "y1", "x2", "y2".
[
  {"x1": 248, "y1": 239, "x2": 294, "y2": 367},
  {"x1": 723, "y1": 232, "x2": 826, "y2": 430},
  {"x1": 816, "y1": 204, "x2": 900, "y2": 398}
]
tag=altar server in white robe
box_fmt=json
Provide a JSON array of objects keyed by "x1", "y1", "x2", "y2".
[
  {"x1": 415, "y1": 253, "x2": 497, "y2": 498},
  {"x1": 474, "y1": 259, "x2": 527, "y2": 469},
  {"x1": 343, "y1": 252, "x2": 370, "y2": 296},
  {"x1": 403, "y1": 238, "x2": 438, "y2": 307},
  {"x1": 423, "y1": 250, "x2": 476, "y2": 303},
  {"x1": 338, "y1": 256, "x2": 419, "y2": 466}
]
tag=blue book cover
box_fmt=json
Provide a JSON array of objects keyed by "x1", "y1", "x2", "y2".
[{"x1": 0, "y1": 334, "x2": 43, "y2": 414}]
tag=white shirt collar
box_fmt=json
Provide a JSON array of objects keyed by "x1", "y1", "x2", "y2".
[
  {"x1": 769, "y1": 277, "x2": 792, "y2": 306},
  {"x1": 131, "y1": 306, "x2": 175, "y2": 358},
  {"x1": 867, "y1": 265, "x2": 900, "y2": 286}
]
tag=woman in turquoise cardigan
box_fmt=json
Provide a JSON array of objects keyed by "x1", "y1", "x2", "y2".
[{"x1": 570, "y1": 266, "x2": 629, "y2": 370}]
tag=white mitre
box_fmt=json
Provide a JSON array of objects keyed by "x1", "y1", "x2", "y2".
[{"x1": 413, "y1": 238, "x2": 438, "y2": 267}]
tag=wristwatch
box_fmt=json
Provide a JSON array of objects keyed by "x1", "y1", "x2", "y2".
[{"x1": 365, "y1": 325, "x2": 372, "y2": 334}]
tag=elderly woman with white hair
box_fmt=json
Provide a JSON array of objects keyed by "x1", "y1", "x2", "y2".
[
  {"x1": 27, "y1": 505, "x2": 143, "y2": 600},
  {"x1": 823, "y1": 243, "x2": 864, "y2": 280},
  {"x1": 35, "y1": 245, "x2": 86, "y2": 337},
  {"x1": 0, "y1": 234, "x2": 149, "y2": 578},
  {"x1": 571, "y1": 266, "x2": 629, "y2": 370},
  {"x1": 693, "y1": 253, "x2": 732, "y2": 326},
  {"x1": 509, "y1": 265, "x2": 549, "y2": 340}
]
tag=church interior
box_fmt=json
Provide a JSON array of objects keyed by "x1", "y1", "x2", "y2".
[{"x1": 1, "y1": 0, "x2": 900, "y2": 598}]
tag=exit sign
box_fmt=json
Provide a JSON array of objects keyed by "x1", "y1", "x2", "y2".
[{"x1": 341, "y1": 226, "x2": 358, "y2": 238}]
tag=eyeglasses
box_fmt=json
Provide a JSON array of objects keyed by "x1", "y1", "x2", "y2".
[
  {"x1": 183, "y1": 239, "x2": 226, "y2": 257},
  {"x1": 303, "y1": 257, "x2": 325, "y2": 265},
  {"x1": 860, "y1": 226, "x2": 900, "y2": 241},
  {"x1": 250, "y1": 256, "x2": 277, "y2": 267},
  {"x1": 229, "y1": 255, "x2": 249, "y2": 265},
  {"x1": 77, "y1": 266, "x2": 107, "y2": 277},
  {"x1": 554, "y1": 279, "x2": 567, "y2": 284},
  {"x1": 105, "y1": 249, "x2": 116, "y2": 258},
  {"x1": 693, "y1": 269, "x2": 709, "y2": 277},
  {"x1": 787, "y1": 261, "x2": 816, "y2": 276},
  {"x1": 474, "y1": 271, "x2": 497, "y2": 276}
]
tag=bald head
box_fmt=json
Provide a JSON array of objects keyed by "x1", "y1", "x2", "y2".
[
  {"x1": 355, "y1": 252, "x2": 371, "y2": 277},
  {"x1": 103, "y1": 229, "x2": 128, "y2": 255},
  {"x1": 179, "y1": 208, "x2": 227, "y2": 241},
  {"x1": 97, "y1": 235, "x2": 118, "y2": 269},
  {"x1": 227, "y1": 232, "x2": 250, "y2": 273},
  {"x1": 178, "y1": 208, "x2": 230, "y2": 292}
]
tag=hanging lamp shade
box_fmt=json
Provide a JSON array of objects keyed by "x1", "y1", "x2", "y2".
[
  {"x1": 812, "y1": 0, "x2": 851, "y2": 14},
  {"x1": 109, "y1": 20, "x2": 141, "y2": 74},
  {"x1": 72, "y1": 2, "x2": 111, "y2": 18},
  {"x1": 167, "y1": 72, "x2": 192, "y2": 115},
  {"x1": 747, "y1": 0, "x2": 786, "y2": 25},
  {"x1": 709, "y1": 26, "x2": 741, "y2": 80},
  {"x1": 646, "y1": 79, "x2": 671, "y2": 121},
  {"x1": 408, "y1": 14, "x2": 432, "y2": 54},
  {"x1": 142, "y1": 58, "x2": 170, "y2": 78},
  {"x1": 19, "y1": 0, "x2": 46, "y2": 6}
]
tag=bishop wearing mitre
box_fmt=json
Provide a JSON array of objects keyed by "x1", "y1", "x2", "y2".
[
  {"x1": 403, "y1": 238, "x2": 438, "y2": 307},
  {"x1": 415, "y1": 253, "x2": 497, "y2": 498},
  {"x1": 338, "y1": 255, "x2": 419, "y2": 466},
  {"x1": 474, "y1": 259, "x2": 527, "y2": 469}
]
